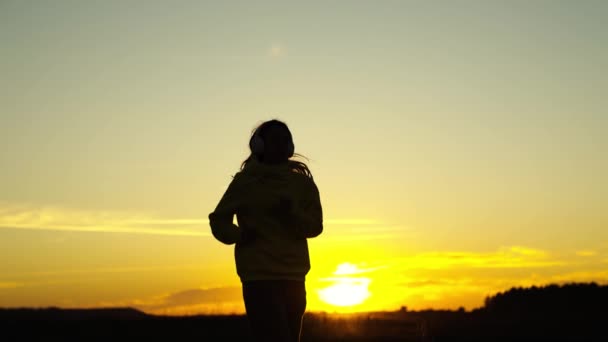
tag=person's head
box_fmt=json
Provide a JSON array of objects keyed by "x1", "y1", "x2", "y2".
[
  {"x1": 241, "y1": 119, "x2": 312, "y2": 178},
  {"x1": 249, "y1": 119, "x2": 294, "y2": 164}
]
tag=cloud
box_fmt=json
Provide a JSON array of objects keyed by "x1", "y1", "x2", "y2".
[
  {"x1": 545, "y1": 270, "x2": 608, "y2": 284},
  {"x1": 320, "y1": 233, "x2": 404, "y2": 241},
  {"x1": 576, "y1": 250, "x2": 597, "y2": 257},
  {"x1": 0, "y1": 201, "x2": 388, "y2": 238},
  {"x1": 324, "y1": 219, "x2": 379, "y2": 225},
  {"x1": 331, "y1": 262, "x2": 387, "y2": 276},
  {"x1": 399, "y1": 279, "x2": 456, "y2": 288},
  {"x1": 0, "y1": 282, "x2": 21, "y2": 289},
  {"x1": 321, "y1": 219, "x2": 414, "y2": 241},
  {"x1": 0, "y1": 201, "x2": 209, "y2": 236},
  {"x1": 397, "y1": 246, "x2": 561, "y2": 270},
  {"x1": 162, "y1": 287, "x2": 243, "y2": 306},
  {"x1": 8, "y1": 264, "x2": 205, "y2": 278},
  {"x1": 113, "y1": 286, "x2": 245, "y2": 315}
]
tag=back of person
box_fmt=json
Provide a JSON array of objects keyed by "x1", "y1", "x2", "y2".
[
  {"x1": 232, "y1": 159, "x2": 321, "y2": 282},
  {"x1": 208, "y1": 119, "x2": 323, "y2": 342}
]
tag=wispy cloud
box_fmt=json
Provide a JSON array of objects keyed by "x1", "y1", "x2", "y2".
[
  {"x1": 545, "y1": 270, "x2": 608, "y2": 284},
  {"x1": 0, "y1": 201, "x2": 209, "y2": 236},
  {"x1": 321, "y1": 219, "x2": 413, "y2": 241},
  {"x1": 397, "y1": 246, "x2": 561, "y2": 269},
  {"x1": 6, "y1": 264, "x2": 205, "y2": 278},
  {"x1": 0, "y1": 201, "x2": 385, "y2": 238},
  {"x1": 0, "y1": 282, "x2": 21, "y2": 289},
  {"x1": 324, "y1": 219, "x2": 379, "y2": 225},
  {"x1": 96, "y1": 286, "x2": 245, "y2": 315},
  {"x1": 331, "y1": 262, "x2": 387, "y2": 276},
  {"x1": 576, "y1": 250, "x2": 598, "y2": 257}
]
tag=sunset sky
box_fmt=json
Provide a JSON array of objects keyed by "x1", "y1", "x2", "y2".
[{"x1": 1, "y1": 1, "x2": 607, "y2": 315}]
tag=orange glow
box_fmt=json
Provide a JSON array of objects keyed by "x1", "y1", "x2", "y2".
[
  {"x1": 318, "y1": 278, "x2": 371, "y2": 307},
  {"x1": 317, "y1": 263, "x2": 371, "y2": 307}
]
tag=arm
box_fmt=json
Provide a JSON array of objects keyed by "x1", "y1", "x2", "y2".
[
  {"x1": 284, "y1": 180, "x2": 323, "y2": 239},
  {"x1": 208, "y1": 175, "x2": 244, "y2": 245}
]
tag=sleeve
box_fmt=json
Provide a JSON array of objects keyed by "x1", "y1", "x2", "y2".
[
  {"x1": 208, "y1": 174, "x2": 244, "y2": 245},
  {"x1": 289, "y1": 179, "x2": 323, "y2": 239}
]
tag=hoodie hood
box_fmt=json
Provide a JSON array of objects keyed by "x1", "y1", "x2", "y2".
[
  {"x1": 240, "y1": 157, "x2": 290, "y2": 176},
  {"x1": 238, "y1": 157, "x2": 291, "y2": 185}
]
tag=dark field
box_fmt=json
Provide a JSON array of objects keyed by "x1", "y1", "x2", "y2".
[{"x1": 2, "y1": 283, "x2": 607, "y2": 341}]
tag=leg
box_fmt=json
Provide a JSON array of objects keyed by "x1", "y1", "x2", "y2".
[
  {"x1": 242, "y1": 281, "x2": 290, "y2": 342},
  {"x1": 284, "y1": 280, "x2": 307, "y2": 342}
]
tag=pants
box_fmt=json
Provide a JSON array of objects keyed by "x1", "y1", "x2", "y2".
[{"x1": 242, "y1": 280, "x2": 307, "y2": 342}]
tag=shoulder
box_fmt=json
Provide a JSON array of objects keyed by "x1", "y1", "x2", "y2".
[
  {"x1": 227, "y1": 171, "x2": 252, "y2": 189},
  {"x1": 289, "y1": 171, "x2": 319, "y2": 194}
]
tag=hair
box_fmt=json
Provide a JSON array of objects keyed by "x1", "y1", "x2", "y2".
[{"x1": 241, "y1": 119, "x2": 313, "y2": 179}]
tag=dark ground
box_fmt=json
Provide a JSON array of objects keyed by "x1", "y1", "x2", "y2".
[{"x1": 1, "y1": 283, "x2": 607, "y2": 341}]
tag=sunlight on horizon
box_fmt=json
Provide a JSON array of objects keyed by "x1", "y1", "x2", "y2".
[{"x1": 317, "y1": 263, "x2": 372, "y2": 307}]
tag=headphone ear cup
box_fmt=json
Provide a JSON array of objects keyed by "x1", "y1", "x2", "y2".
[{"x1": 250, "y1": 134, "x2": 264, "y2": 155}]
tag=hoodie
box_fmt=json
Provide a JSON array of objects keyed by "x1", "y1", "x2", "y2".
[{"x1": 208, "y1": 158, "x2": 323, "y2": 282}]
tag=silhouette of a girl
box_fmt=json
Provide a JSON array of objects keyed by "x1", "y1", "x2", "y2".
[{"x1": 209, "y1": 119, "x2": 323, "y2": 342}]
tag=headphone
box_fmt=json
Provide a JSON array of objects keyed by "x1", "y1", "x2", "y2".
[{"x1": 249, "y1": 125, "x2": 295, "y2": 158}]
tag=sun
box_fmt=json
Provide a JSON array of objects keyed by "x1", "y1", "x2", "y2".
[
  {"x1": 318, "y1": 278, "x2": 371, "y2": 306},
  {"x1": 317, "y1": 263, "x2": 371, "y2": 307}
]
